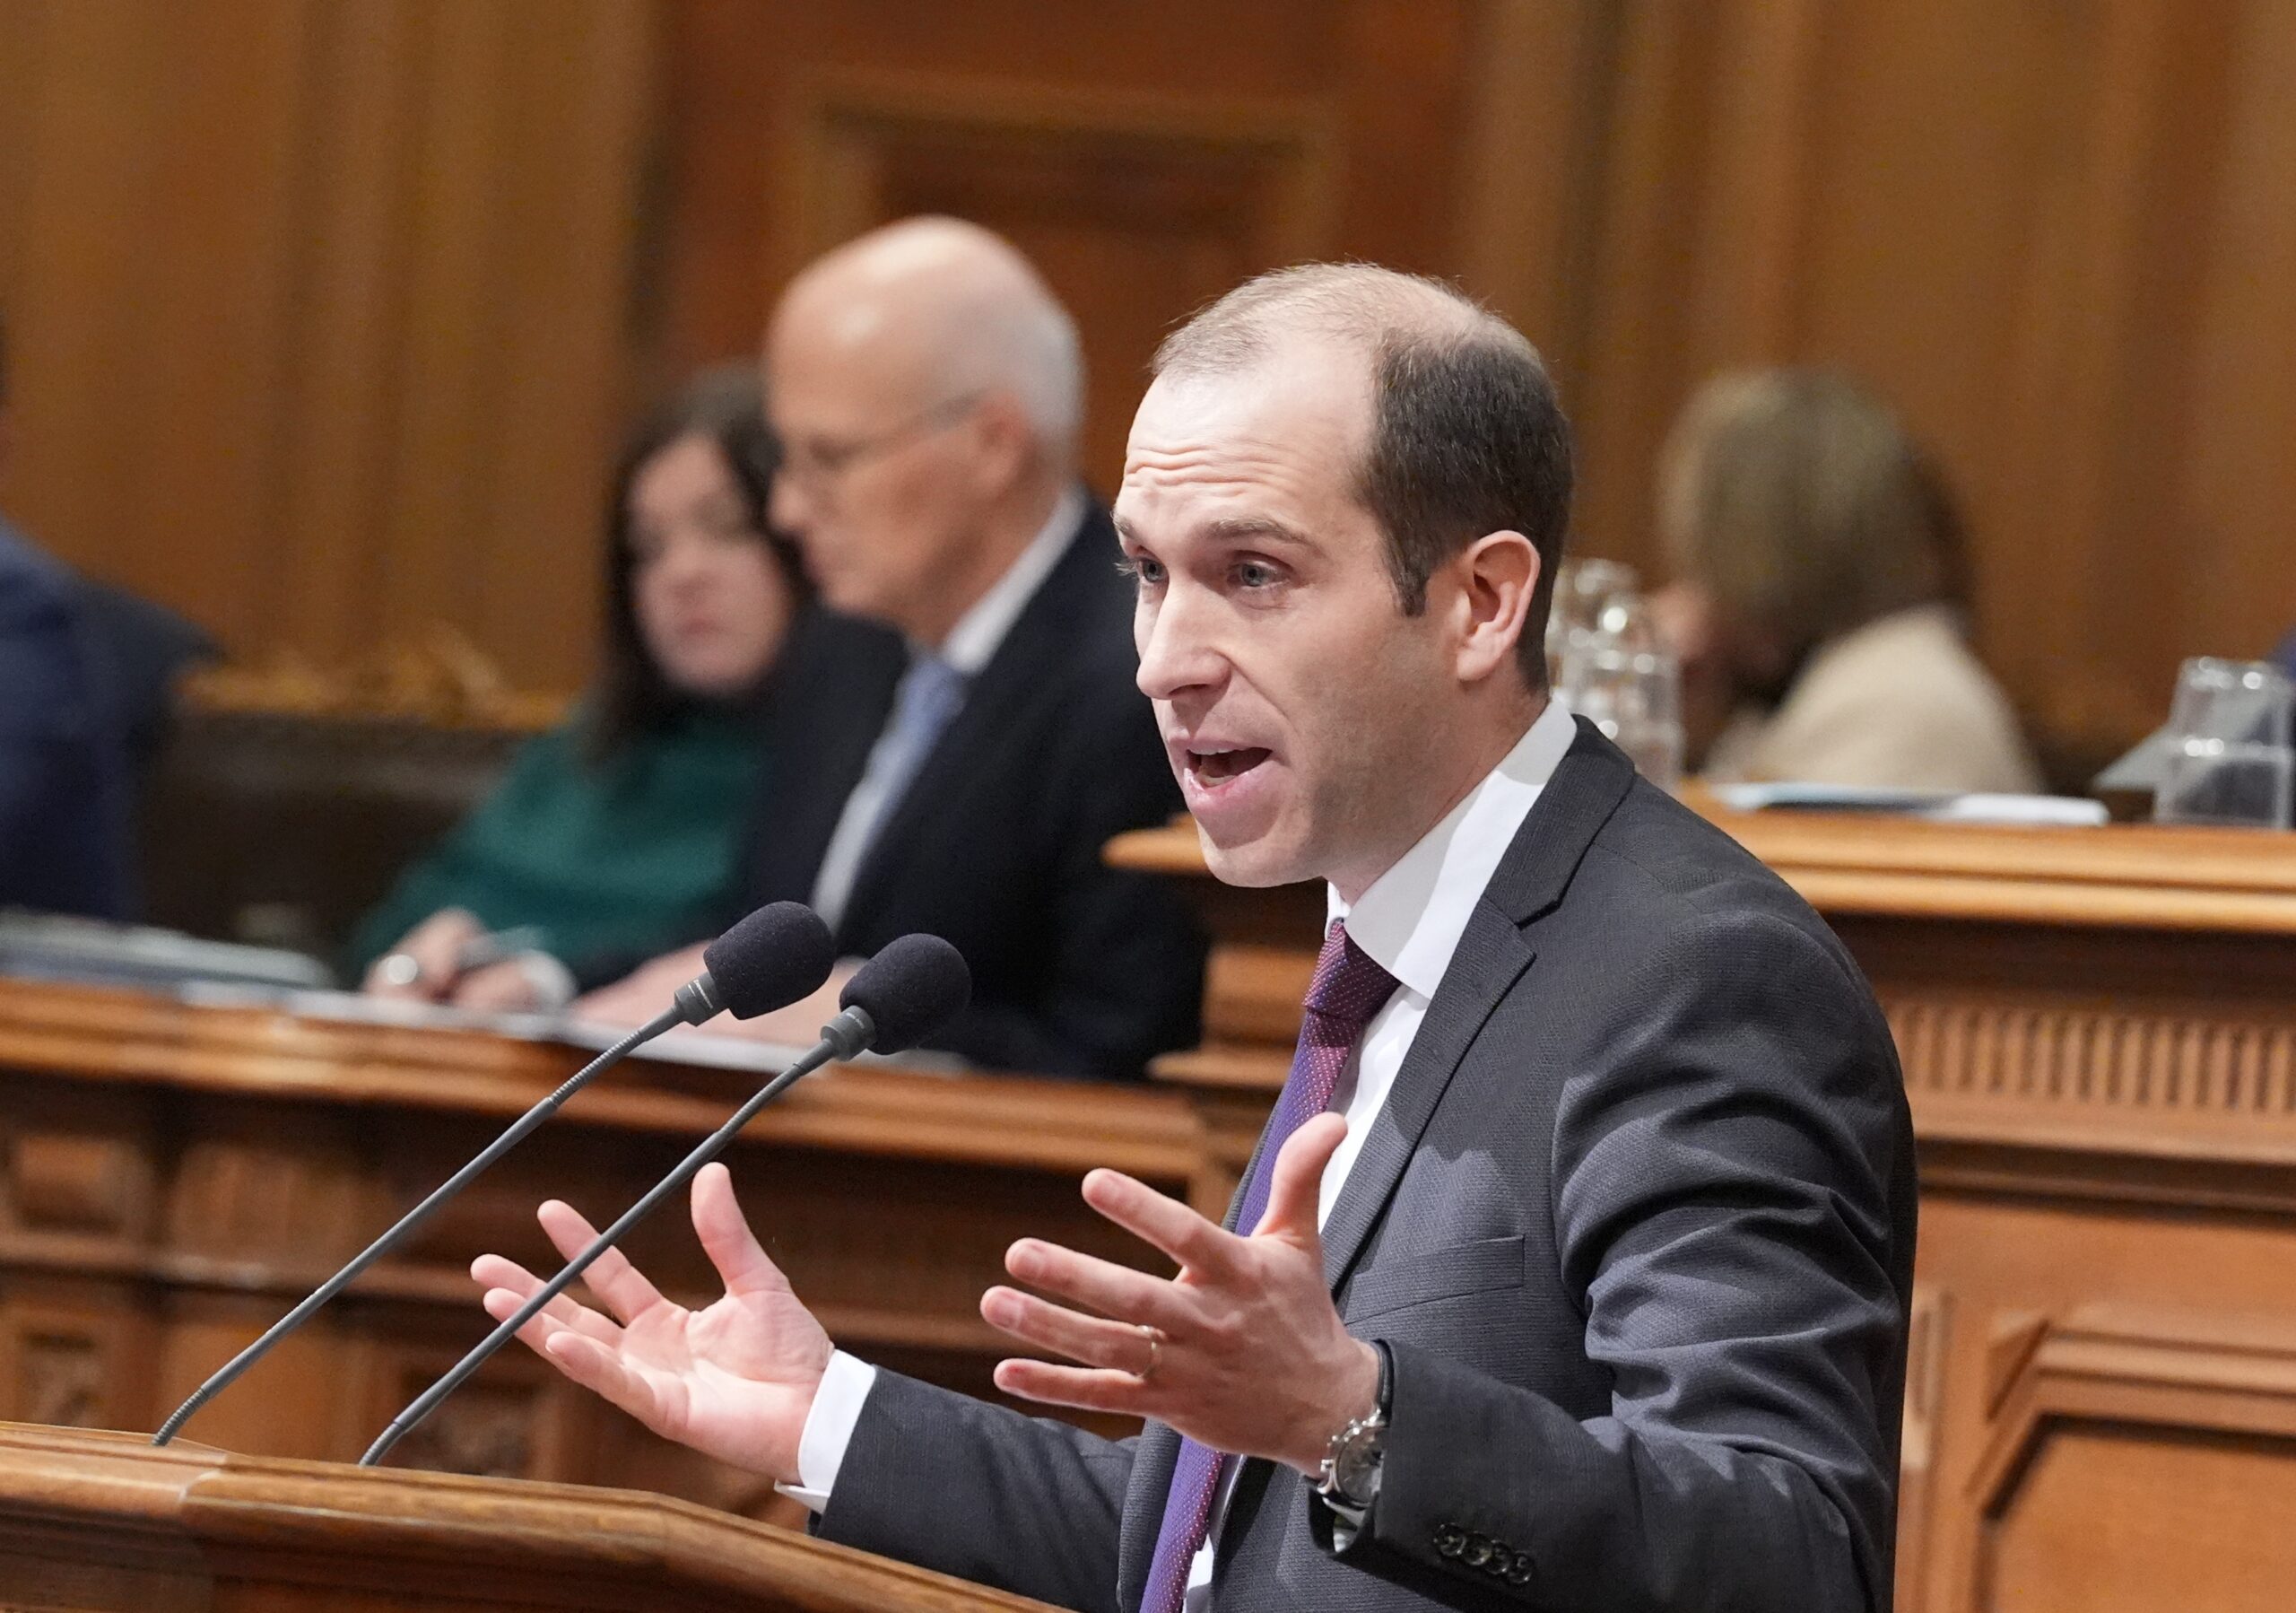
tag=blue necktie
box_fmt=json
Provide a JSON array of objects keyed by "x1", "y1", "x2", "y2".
[{"x1": 812, "y1": 652, "x2": 968, "y2": 930}]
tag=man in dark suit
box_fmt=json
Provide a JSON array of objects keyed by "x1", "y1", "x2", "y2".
[
  {"x1": 476, "y1": 265, "x2": 1916, "y2": 1610},
  {"x1": 570, "y1": 219, "x2": 1203, "y2": 1081},
  {"x1": 0, "y1": 311, "x2": 135, "y2": 920}
]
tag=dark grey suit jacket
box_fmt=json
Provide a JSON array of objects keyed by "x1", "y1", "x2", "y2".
[
  {"x1": 816, "y1": 720, "x2": 1917, "y2": 1611},
  {"x1": 739, "y1": 499, "x2": 1205, "y2": 1082}
]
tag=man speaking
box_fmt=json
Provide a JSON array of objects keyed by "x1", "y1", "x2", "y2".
[{"x1": 473, "y1": 265, "x2": 1915, "y2": 1611}]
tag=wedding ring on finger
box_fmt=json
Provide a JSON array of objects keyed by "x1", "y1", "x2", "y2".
[{"x1": 1134, "y1": 1324, "x2": 1166, "y2": 1382}]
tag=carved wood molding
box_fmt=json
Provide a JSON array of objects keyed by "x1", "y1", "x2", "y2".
[
  {"x1": 1887, "y1": 988, "x2": 2296, "y2": 1165},
  {"x1": 782, "y1": 67, "x2": 1344, "y2": 280},
  {"x1": 1893, "y1": 1285, "x2": 1951, "y2": 1613},
  {"x1": 0, "y1": 981, "x2": 1206, "y2": 1189},
  {"x1": 4, "y1": 1132, "x2": 143, "y2": 1236},
  {"x1": 1956, "y1": 1303, "x2": 2296, "y2": 1609},
  {"x1": 16, "y1": 1333, "x2": 105, "y2": 1430},
  {"x1": 1970, "y1": 1305, "x2": 2296, "y2": 1519}
]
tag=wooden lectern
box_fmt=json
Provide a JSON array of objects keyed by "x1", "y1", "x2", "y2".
[{"x1": 0, "y1": 1421, "x2": 1055, "y2": 1612}]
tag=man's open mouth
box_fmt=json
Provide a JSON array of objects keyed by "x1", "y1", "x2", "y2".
[{"x1": 1187, "y1": 746, "x2": 1273, "y2": 784}]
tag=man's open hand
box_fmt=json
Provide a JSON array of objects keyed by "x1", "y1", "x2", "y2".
[
  {"x1": 981, "y1": 1112, "x2": 1378, "y2": 1473},
  {"x1": 471, "y1": 1162, "x2": 831, "y2": 1482}
]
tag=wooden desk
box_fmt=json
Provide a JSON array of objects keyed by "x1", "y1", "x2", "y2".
[
  {"x1": 1111, "y1": 809, "x2": 2296, "y2": 1613},
  {"x1": 0, "y1": 983, "x2": 1209, "y2": 1519}
]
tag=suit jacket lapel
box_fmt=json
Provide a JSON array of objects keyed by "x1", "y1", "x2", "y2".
[
  {"x1": 1319, "y1": 718, "x2": 1638, "y2": 1294},
  {"x1": 1319, "y1": 909, "x2": 1535, "y2": 1291},
  {"x1": 1118, "y1": 1422, "x2": 1183, "y2": 1613}
]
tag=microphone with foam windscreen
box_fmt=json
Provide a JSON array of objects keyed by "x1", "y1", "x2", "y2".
[
  {"x1": 152, "y1": 902, "x2": 836, "y2": 1445},
  {"x1": 361, "y1": 931, "x2": 972, "y2": 1466}
]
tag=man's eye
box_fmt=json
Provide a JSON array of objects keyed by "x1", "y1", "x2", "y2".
[
  {"x1": 1234, "y1": 560, "x2": 1280, "y2": 589},
  {"x1": 1118, "y1": 554, "x2": 1167, "y2": 587}
]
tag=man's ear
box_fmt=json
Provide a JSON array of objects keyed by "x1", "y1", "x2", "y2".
[
  {"x1": 1448, "y1": 529, "x2": 1539, "y2": 684},
  {"x1": 968, "y1": 392, "x2": 1037, "y2": 494}
]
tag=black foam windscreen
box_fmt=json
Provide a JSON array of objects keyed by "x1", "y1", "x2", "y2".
[
  {"x1": 839, "y1": 933, "x2": 971, "y2": 1053},
  {"x1": 701, "y1": 902, "x2": 837, "y2": 1019}
]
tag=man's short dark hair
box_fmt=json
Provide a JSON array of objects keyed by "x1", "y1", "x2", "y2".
[{"x1": 1153, "y1": 265, "x2": 1573, "y2": 687}]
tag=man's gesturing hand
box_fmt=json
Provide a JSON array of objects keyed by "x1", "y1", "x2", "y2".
[
  {"x1": 983, "y1": 1112, "x2": 1379, "y2": 1474},
  {"x1": 470, "y1": 1162, "x2": 831, "y2": 1482}
]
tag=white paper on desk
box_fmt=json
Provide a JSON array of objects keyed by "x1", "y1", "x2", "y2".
[
  {"x1": 1709, "y1": 782, "x2": 2108, "y2": 826},
  {"x1": 1918, "y1": 794, "x2": 2109, "y2": 826},
  {"x1": 554, "y1": 1017, "x2": 972, "y2": 1077},
  {"x1": 175, "y1": 982, "x2": 971, "y2": 1077},
  {"x1": 176, "y1": 980, "x2": 564, "y2": 1039},
  {"x1": 555, "y1": 1017, "x2": 806, "y2": 1073}
]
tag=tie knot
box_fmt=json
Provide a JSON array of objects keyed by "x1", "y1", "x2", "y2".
[{"x1": 1301, "y1": 918, "x2": 1396, "y2": 1046}]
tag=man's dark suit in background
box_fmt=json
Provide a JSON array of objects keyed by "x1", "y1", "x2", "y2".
[
  {"x1": 0, "y1": 517, "x2": 134, "y2": 919},
  {"x1": 816, "y1": 726, "x2": 1916, "y2": 1610},
  {"x1": 745, "y1": 498, "x2": 1205, "y2": 1081}
]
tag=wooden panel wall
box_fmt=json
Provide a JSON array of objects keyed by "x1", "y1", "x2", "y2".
[
  {"x1": 0, "y1": 0, "x2": 653, "y2": 693},
  {"x1": 3, "y1": 0, "x2": 2292, "y2": 764},
  {"x1": 1556, "y1": 0, "x2": 2296, "y2": 771},
  {"x1": 645, "y1": 0, "x2": 1514, "y2": 494}
]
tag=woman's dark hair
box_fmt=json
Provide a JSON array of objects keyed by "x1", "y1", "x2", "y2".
[{"x1": 585, "y1": 365, "x2": 805, "y2": 765}]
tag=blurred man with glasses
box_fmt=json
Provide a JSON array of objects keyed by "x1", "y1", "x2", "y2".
[{"x1": 572, "y1": 218, "x2": 1204, "y2": 1082}]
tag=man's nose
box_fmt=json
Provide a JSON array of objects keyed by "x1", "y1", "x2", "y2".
[
  {"x1": 1135, "y1": 588, "x2": 1227, "y2": 703},
  {"x1": 770, "y1": 472, "x2": 814, "y2": 537}
]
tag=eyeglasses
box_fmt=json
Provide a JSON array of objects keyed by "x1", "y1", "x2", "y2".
[{"x1": 779, "y1": 390, "x2": 987, "y2": 491}]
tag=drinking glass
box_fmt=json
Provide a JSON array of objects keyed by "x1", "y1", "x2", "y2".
[
  {"x1": 1561, "y1": 595, "x2": 1684, "y2": 793},
  {"x1": 2153, "y1": 658, "x2": 2295, "y2": 829},
  {"x1": 1546, "y1": 558, "x2": 1640, "y2": 691}
]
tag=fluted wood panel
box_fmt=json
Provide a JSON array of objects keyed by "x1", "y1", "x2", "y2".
[{"x1": 0, "y1": 0, "x2": 652, "y2": 693}]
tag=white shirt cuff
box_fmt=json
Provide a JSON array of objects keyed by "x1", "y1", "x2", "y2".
[{"x1": 772, "y1": 1350, "x2": 878, "y2": 1513}]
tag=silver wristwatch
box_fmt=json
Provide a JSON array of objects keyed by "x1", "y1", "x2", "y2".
[{"x1": 1315, "y1": 1341, "x2": 1393, "y2": 1518}]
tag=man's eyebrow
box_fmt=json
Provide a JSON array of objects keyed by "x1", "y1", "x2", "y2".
[
  {"x1": 1203, "y1": 517, "x2": 1314, "y2": 549},
  {"x1": 1110, "y1": 513, "x2": 1316, "y2": 549}
]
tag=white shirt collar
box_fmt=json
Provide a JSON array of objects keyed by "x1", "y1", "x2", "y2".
[
  {"x1": 933, "y1": 486, "x2": 1086, "y2": 676},
  {"x1": 1328, "y1": 697, "x2": 1578, "y2": 1001}
]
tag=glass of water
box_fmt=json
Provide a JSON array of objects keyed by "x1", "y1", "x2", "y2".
[
  {"x1": 2153, "y1": 658, "x2": 2295, "y2": 829},
  {"x1": 1560, "y1": 595, "x2": 1685, "y2": 792},
  {"x1": 1545, "y1": 558, "x2": 1640, "y2": 688}
]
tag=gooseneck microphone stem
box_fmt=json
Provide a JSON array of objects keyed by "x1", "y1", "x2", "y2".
[
  {"x1": 153, "y1": 1004, "x2": 686, "y2": 1446},
  {"x1": 361, "y1": 1007, "x2": 877, "y2": 1468}
]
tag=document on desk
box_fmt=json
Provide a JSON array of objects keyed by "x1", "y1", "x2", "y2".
[{"x1": 173, "y1": 981, "x2": 966, "y2": 1076}]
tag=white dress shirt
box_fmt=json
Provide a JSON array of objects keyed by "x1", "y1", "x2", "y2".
[
  {"x1": 782, "y1": 695, "x2": 1581, "y2": 1607},
  {"x1": 806, "y1": 489, "x2": 1084, "y2": 929}
]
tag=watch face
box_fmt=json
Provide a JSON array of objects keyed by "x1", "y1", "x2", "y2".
[{"x1": 1334, "y1": 1428, "x2": 1384, "y2": 1505}]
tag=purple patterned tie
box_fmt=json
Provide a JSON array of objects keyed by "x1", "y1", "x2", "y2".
[{"x1": 1138, "y1": 918, "x2": 1397, "y2": 1613}]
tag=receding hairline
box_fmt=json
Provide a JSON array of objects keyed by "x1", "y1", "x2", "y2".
[{"x1": 1153, "y1": 262, "x2": 1532, "y2": 382}]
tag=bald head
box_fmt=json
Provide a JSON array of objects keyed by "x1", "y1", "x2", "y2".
[
  {"x1": 775, "y1": 216, "x2": 1083, "y2": 461},
  {"x1": 764, "y1": 219, "x2": 1085, "y2": 645}
]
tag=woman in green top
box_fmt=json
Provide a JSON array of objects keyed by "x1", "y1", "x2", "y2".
[{"x1": 354, "y1": 367, "x2": 804, "y2": 1009}]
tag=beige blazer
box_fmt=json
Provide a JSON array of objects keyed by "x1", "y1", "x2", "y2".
[{"x1": 1704, "y1": 605, "x2": 2042, "y2": 792}]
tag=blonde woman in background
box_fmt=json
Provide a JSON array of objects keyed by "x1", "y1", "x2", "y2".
[{"x1": 1653, "y1": 368, "x2": 2042, "y2": 792}]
